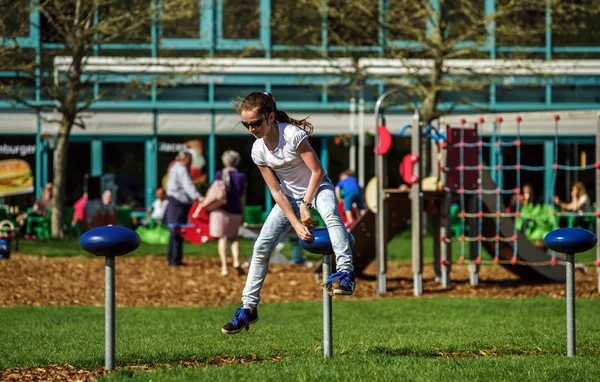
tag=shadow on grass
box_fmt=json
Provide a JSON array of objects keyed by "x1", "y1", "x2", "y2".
[
  {"x1": 367, "y1": 346, "x2": 439, "y2": 358},
  {"x1": 376, "y1": 275, "x2": 561, "y2": 294},
  {"x1": 368, "y1": 345, "x2": 547, "y2": 358}
]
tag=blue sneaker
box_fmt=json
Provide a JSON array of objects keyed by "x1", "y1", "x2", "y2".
[
  {"x1": 322, "y1": 271, "x2": 355, "y2": 295},
  {"x1": 221, "y1": 305, "x2": 258, "y2": 334}
]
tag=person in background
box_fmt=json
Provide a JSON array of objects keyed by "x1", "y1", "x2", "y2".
[
  {"x1": 208, "y1": 150, "x2": 247, "y2": 276},
  {"x1": 554, "y1": 181, "x2": 592, "y2": 228},
  {"x1": 508, "y1": 183, "x2": 534, "y2": 213},
  {"x1": 71, "y1": 192, "x2": 88, "y2": 231},
  {"x1": 164, "y1": 150, "x2": 203, "y2": 266},
  {"x1": 143, "y1": 187, "x2": 169, "y2": 227},
  {"x1": 16, "y1": 182, "x2": 53, "y2": 235},
  {"x1": 32, "y1": 182, "x2": 53, "y2": 218},
  {"x1": 92, "y1": 189, "x2": 118, "y2": 227},
  {"x1": 335, "y1": 169, "x2": 367, "y2": 227}
]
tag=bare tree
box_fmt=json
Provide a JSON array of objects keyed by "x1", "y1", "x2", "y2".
[
  {"x1": 319, "y1": 0, "x2": 600, "y2": 124},
  {"x1": 0, "y1": 0, "x2": 196, "y2": 238}
]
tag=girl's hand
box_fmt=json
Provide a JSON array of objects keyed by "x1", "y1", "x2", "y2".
[
  {"x1": 300, "y1": 204, "x2": 318, "y2": 228},
  {"x1": 293, "y1": 221, "x2": 314, "y2": 242}
]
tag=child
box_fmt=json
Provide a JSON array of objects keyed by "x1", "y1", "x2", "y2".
[
  {"x1": 222, "y1": 91, "x2": 355, "y2": 335},
  {"x1": 335, "y1": 169, "x2": 367, "y2": 227}
]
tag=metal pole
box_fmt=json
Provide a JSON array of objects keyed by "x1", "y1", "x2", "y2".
[
  {"x1": 439, "y1": 126, "x2": 451, "y2": 288},
  {"x1": 358, "y1": 95, "x2": 365, "y2": 187},
  {"x1": 322, "y1": 254, "x2": 333, "y2": 358},
  {"x1": 411, "y1": 111, "x2": 423, "y2": 296},
  {"x1": 349, "y1": 97, "x2": 357, "y2": 172},
  {"x1": 468, "y1": 196, "x2": 479, "y2": 286},
  {"x1": 595, "y1": 115, "x2": 600, "y2": 293},
  {"x1": 105, "y1": 256, "x2": 116, "y2": 370},
  {"x1": 433, "y1": 210, "x2": 441, "y2": 283},
  {"x1": 566, "y1": 253, "x2": 576, "y2": 356},
  {"x1": 374, "y1": 89, "x2": 401, "y2": 296}
]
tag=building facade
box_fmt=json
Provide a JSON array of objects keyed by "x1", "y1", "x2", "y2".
[{"x1": 1, "y1": 1, "x2": 599, "y2": 211}]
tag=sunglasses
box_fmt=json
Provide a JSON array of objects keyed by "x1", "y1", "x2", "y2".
[{"x1": 241, "y1": 118, "x2": 264, "y2": 129}]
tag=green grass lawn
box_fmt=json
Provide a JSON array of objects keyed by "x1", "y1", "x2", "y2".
[
  {"x1": 13, "y1": 229, "x2": 599, "y2": 264},
  {"x1": 1, "y1": 299, "x2": 600, "y2": 380}
]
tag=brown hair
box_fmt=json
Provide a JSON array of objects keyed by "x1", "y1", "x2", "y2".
[
  {"x1": 573, "y1": 181, "x2": 587, "y2": 197},
  {"x1": 340, "y1": 169, "x2": 355, "y2": 178},
  {"x1": 233, "y1": 92, "x2": 314, "y2": 136}
]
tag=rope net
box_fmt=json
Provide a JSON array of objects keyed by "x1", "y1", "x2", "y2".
[{"x1": 438, "y1": 115, "x2": 599, "y2": 267}]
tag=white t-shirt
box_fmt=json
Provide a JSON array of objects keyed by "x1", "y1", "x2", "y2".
[
  {"x1": 251, "y1": 122, "x2": 327, "y2": 200},
  {"x1": 150, "y1": 198, "x2": 169, "y2": 220},
  {"x1": 578, "y1": 194, "x2": 590, "y2": 210}
]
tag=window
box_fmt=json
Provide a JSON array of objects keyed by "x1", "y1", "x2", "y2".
[
  {"x1": 496, "y1": 86, "x2": 545, "y2": 104},
  {"x1": 442, "y1": 0, "x2": 486, "y2": 42},
  {"x1": 161, "y1": 0, "x2": 213, "y2": 49},
  {"x1": 98, "y1": 0, "x2": 152, "y2": 44},
  {"x1": 495, "y1": 0, "x2": 545, "y2": 47},
  {"x1": 270, "y1": 0, "x2": 321, "y2": 46},
  {"x1": 270, "y1": 85, "x2": 322, "y2": 103},
  {"x1": 500, "y1": 143, "x2": 544, "y2": 207},
  {"x1": 0, "y1": 0, "x2": 30, "y2": 37},
  {"x1": 221, "y1": 0, "x2": 260, "y2": 40},
  {"x1": 157, "y1": 85, "x2": 209, "y2": 102},
  {"x1": 552, "y1": 0, "x2": 600, "y2": 47},
  {"x1": 0, "y1": 78, "x2": 34, "y2": 101},
  {"x1": 44, "y1": 141, "x2": 92, "y2": 206},
  {"x1": 555, "y1": 143, "x2": 596, "y2": 206},
  {"x1": 103, "y1": 142, "x2": 146, "y2": 206},
  {"x1": 442, "y1": 87, "x2": 490, "y2": 104},
  {"x1": 327, "y1": 85, "x2": 359, "y2": 103},
  {"x1": 214, "y1": 85, "x2": 264, "y2": 102},
  {"x1": 552, "y1": 86, "x2": 600, "y2": 103},
  {"x1": 327, "y1": 0, "x2": 379, "y2": 47},
  {"x1": 100, "y1": 84, "x2": 152, "y2": 101},
  {"x1": 387, "y1": 1, "x2": 426, "y2": 42},
  {"x1": 162, "y1": 0, "x2": 201, "y2": 39}
]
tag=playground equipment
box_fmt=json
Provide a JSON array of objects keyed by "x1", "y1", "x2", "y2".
[
  {"x1": 299, "y1": 227, "x2": 355, "y2": 358},
  {"x1": 137, "y1": 201, "x2": 215, "y2": 245},
  {"x1": 180, "y1": 201, "x2": 213, "y2": 244},
  {"x1": 79, "y1": 225, "x2": 141, "y2": 370},
  {"x1": 370, "y1": 92, "x2": 600, "y2": 296},
  {"x1": 544, "y1": 228, "x2": 597, "y2": 356}
]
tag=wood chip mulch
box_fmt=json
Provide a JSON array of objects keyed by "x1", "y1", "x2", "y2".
[
  {"x1": 1, "y1": 254, "x2": 599, "y2": 308},
  {"x1": 0, "y1": 354, "x2": 283, "y2": 382}
]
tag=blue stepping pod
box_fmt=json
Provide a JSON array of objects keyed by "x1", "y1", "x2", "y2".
[
  {"x1": 80, "y1": 225, "x2": 141, "y2": 257},
  {"x1": 299, "y1": 227, "x2": 355, "y2": 255},
  {"x1": 544, "y1": 228, "x2": 597, "y2": 254}
]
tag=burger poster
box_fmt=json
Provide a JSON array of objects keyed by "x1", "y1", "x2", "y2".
[{"x1": 0, "y1": 159, "x2": 34, "y2": 197}]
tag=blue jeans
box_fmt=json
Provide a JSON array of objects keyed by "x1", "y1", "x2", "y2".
[
  {"x1": 165, "y1": 197, "x2": 191, "y2": 265},
  {"x1": 242, "y1": 180, "x2": 353, "y2": 309}
]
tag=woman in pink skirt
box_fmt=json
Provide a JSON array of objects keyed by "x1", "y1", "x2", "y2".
[{"x1": 210, "y1": 150, "x2": 247, "y2": 276}]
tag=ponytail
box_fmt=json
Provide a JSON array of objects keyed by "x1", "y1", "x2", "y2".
[{"x1": 276, "y1": 110, "x2": 314, "y2": 136}]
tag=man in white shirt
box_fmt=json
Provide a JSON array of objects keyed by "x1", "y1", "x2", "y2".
[
  {"x1": 164, "y1": 151, "x2": 203, "y2": 266},
  {"x1": 143, "y1": 187, "x2": 169, "y2": 225}
]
